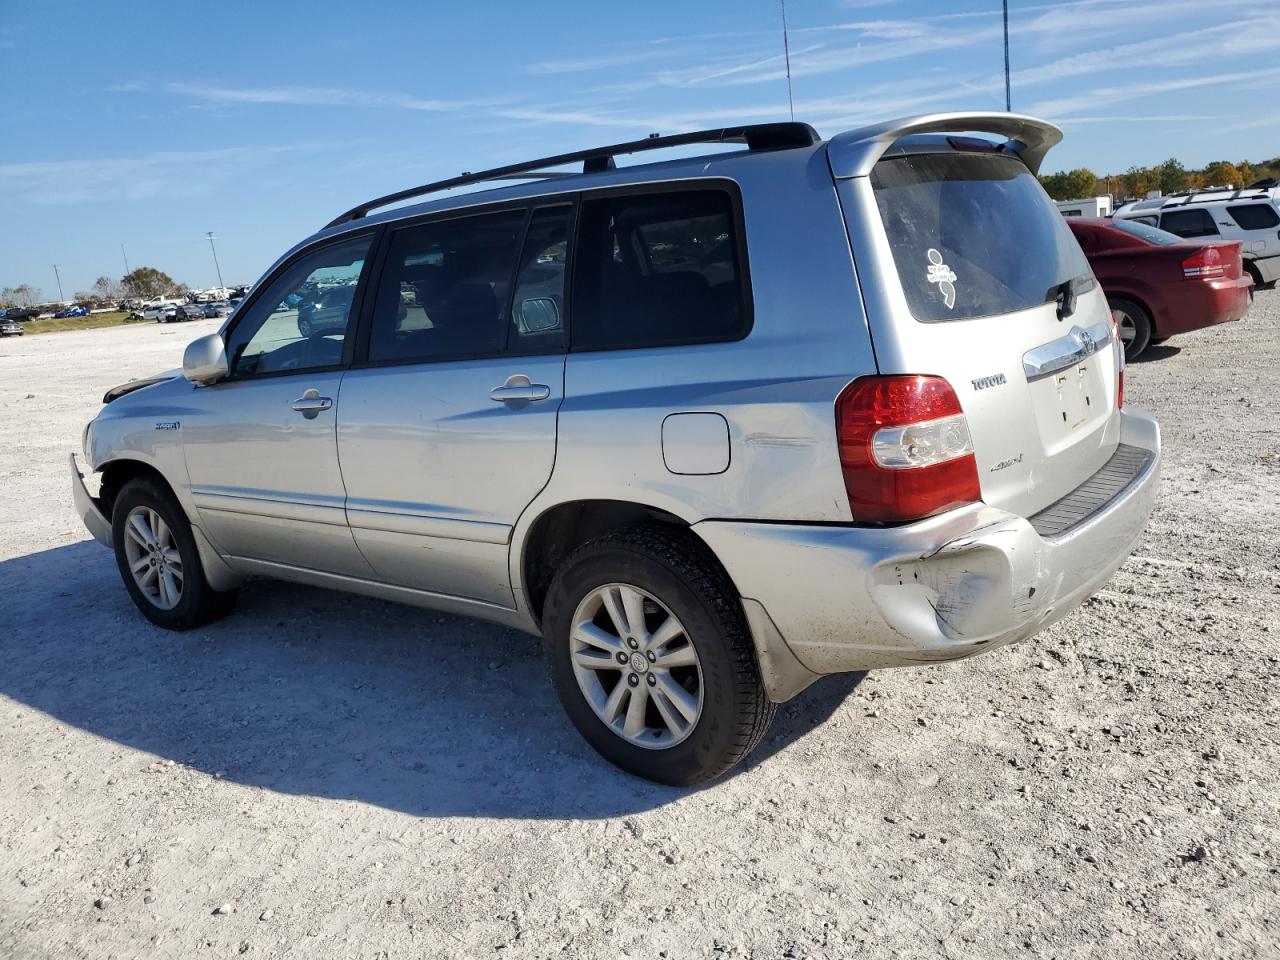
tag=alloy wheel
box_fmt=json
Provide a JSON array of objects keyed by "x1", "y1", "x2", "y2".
[
  {"x1": 1112, "y1": 307, "x2": 1137, "y2": 345},
  {"x1": 569, "y1": 583, "x2": 703, "y2": 749},
  {"x1": 122, "y1": 506, "x2": 184, "y2": 610}
]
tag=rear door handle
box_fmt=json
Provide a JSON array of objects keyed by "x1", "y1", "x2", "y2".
[
  {"x1": 490, "y1": 374, "x2": 551, "y2": 403},
  {"x1": 291, "y1": 388, "x2": 333, "y2": 417}
]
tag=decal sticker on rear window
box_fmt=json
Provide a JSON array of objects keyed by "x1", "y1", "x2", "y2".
[{"x1": 926, "y1": 248, "x2": 957, "y2": 309}]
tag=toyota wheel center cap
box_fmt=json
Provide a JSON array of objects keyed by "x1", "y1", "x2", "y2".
[{"x1": 629, "y1": 652, "x2": 648, "y2": 674}]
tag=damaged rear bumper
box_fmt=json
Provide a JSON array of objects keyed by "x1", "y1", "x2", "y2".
[{"x1": 695, "y1": 409, "x2": 1160, "y2": 689}]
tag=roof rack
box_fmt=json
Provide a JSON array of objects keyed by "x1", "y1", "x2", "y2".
[{"x1": 325, "y1": 122, "x2": 820, "y2": 228}]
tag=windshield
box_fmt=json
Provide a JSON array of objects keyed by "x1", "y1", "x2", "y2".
[
  {"x1": 1106, "y1": 218, "x2": 1184, "y2": 246},
  {"x1": 871, "y1": 152, "x2": 1090, "y2": 323}
]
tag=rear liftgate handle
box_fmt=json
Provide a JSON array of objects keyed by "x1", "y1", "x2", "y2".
[{"x1": 489, "y1": 374, "x2": 551, "y2": 404}]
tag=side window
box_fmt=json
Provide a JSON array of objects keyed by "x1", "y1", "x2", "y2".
[
  {"x1": 1133, "y1": 216, "x2": 1159, "y2": 227},
  {"x1": 508, "y1": 205, "x2": 572, "y2": 354},
  {"x1": 1159, "y1": 208, "x2": 1220, "y2": 239},
  {"x1": 225, "y1": 235, "x2": 370, "y2": 378},
  {"x1": 571, "y1": 188, "x2": 749, "y2": 350},
  {"x1": 1227, "y1": 204, "x2": 1280, "y2": 231},
  {"x1": 369, "y1": 210, "x2": 525, "y2": 364}
]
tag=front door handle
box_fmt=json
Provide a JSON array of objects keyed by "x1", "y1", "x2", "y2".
[
  {"x1": 291, "y1": 388, "x2": 333, "y2": 418},
  {"x1": 489, "y1": 374, "x2": 551, "y2": 403}
]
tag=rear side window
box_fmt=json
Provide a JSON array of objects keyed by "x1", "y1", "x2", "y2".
[
  {"x1": 1159, "y1": 208, "x2": 1219, "y2": 239},
  {"x1": 1226, "y1": 203, "x2": 1280, "y2": 230},
  {"x1": 369, "y1": 210, "x2": 526, "y2": 364},
  {"x1": 571, "y1": 188, "x2": 749, "y2": 350},
  {"x1": 871, "y1": 153, "x2": 1089, "y2": 322}
]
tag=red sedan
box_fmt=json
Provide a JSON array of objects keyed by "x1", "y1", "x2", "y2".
[{"x1": 1067, "y1": 217, "x2": 1252, "y2": 359}]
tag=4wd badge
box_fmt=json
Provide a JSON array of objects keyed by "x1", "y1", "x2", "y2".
[{"x1": 926, "y1": 248, "x2": 957, "y2": 309}]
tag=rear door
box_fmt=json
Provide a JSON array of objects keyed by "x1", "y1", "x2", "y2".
[
  {"x1": 839, "y1": 146, "x2": 1122, "y2": 519},
  {"x1": 336, "y1": 203, "x2": 572, "y2": 606}
]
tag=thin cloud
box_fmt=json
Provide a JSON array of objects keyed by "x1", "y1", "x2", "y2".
[
  {"x1": 0, "y1": 145, "x2": 319, "y2": 205},
  {"x1": 525, "y1": 48, "x2": 677, "y2": 75},
  {"x1": 167, "y1": 83, "x2": 480, "y2": 113},
  {"x1": 1028, "y1": 66, "x2": 1280, "y2": 117}
]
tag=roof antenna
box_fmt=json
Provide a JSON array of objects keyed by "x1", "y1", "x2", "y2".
[
  {"x1": 1002, "y1": 0, "x2": 1012, "y2": 111},
  {"x1": 780, "y1": 0, "x2": 795, "y2": 121}
]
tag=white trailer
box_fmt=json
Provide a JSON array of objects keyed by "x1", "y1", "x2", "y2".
[{"x1": 1055, "y1": 196, "x2": 1113, "y2": 218}]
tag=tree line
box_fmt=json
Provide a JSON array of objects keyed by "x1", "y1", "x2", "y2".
[
  {"x1": 1039, "y1": 156, "x2": 1280, "y2": 202},
  {"x1": 1, "y1": 267, "x2": 180, "y2": 309}
]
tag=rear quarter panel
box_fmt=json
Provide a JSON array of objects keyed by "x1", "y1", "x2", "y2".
[{"x1": 511, "y1": 148, "x2": 877, "y2": 563}]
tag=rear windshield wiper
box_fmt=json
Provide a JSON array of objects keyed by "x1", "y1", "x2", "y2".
[{"x1": 1045, "y1": 274, "x2": 1097, "y2": 321}]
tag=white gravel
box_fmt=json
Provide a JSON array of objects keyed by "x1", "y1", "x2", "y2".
[{"x1": 1, "y1": 301, "x2": 1277, "y2": 958}]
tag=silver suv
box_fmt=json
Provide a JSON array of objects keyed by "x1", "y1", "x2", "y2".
[{"x1": 72, "y1": 113, "x2": 1161, "y2": 785}]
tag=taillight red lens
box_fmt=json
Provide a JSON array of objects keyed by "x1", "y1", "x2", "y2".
[
  {"x1": 1112, "y1": 314, "x2": 1125, "y2": 408},
  {"x1": 1182, "y1": 246, "x2": 1225, "y2": 279},
  {"x1": 834, "y1": 375, "x2": 982, "y2": 524}
]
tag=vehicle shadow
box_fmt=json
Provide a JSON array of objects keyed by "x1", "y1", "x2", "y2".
[
  {"x1": 0, "y1": 541, "x2": 864, "y2": 819},
  {"x1": 1130, "y1": 343, "x2": 1181, "y2": 363}
]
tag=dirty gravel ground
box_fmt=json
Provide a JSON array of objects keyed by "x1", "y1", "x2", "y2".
[{"x1": 0, "y1": 300, "x2": 1276, "y2": 960}]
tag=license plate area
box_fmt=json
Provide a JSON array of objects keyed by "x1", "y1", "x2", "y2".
[{"x1": 1056, "y1": 364, "x2": 1094, "y2": 432}]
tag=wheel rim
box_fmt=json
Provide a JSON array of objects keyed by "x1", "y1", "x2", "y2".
[
  {"x1": 569, "y1": 583, "x2": 703, "y2": 750},
  {"x1": 297, "y1": 317, "x2": 311, "y2": 337},
  {"x1": 122, "y1": 506, "x2": 183, "y2": 610},
  {"x1": 1112, "y1": 307, "x2": 1137, "y2": 345}
]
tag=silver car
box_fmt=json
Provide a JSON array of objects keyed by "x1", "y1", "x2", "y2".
[{"x1": 72, "y1": 113, "x2": 1161, "y2": 784}]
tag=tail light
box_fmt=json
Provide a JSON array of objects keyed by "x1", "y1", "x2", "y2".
[
  {"x1": 834, "y1": 375, "x2": 981, "y2": 524},
  {"x1": 1114, "y1": 316, "x2": 1125, "y2": 408},
  {"x1": 1182, "y1": 246, "x2": 1226, "y2": 279}
]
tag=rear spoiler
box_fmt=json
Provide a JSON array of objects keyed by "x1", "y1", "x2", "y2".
[{"x1": 826, "y1": 112, "x2": 1063, "y2": 178}]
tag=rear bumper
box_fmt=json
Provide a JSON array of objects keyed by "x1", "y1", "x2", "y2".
[
  {"x1": 696, "y1": 409, "x2": 1160, "y2": 684},
  {"x1": 1159, "y1": 276, "x2": 1251, "y2": 336},
  {"x1": 71, "y1": 454, "x2": 113, "y2": 547}
]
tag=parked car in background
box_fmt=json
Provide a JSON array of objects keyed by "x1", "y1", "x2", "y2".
[
  {"x1": 142, "y1": 303, "x2": 179, "y2": 323},
  {"x1": 0, "y1": 306, "x2": 39, "y2": 322},
  {"x1": 0, "y1": 317, "x2": 24, "y2": 337},
  {"x1": 203, "y1": 301, "x2": 232, "y2": 318},
  {"x1": 1113, "y1": 185, "x2": 1280, "y2": 291},
  {"x1": 1067, "y1": 217, "x2": 1252, "y2": 359},
  {"x1": 71, "y1": 113, "x2": 1161, "y2": 785},
  {"x1": 53, "y1": 305, "x2": 90, "y2": 319},
  {"x1": 172, "y1": 303, "x2": 206, "y2": 322},
  {"x1": 296, "y1": 283, "x2": 355, "y2": 337}
]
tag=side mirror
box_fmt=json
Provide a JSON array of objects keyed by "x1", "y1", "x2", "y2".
[
  {"x1": 515, "y1": 297, "x2": 561, "y2": 334},
  {"x1": 183, "y1": 333, "x2": 229, "y2": 385}
]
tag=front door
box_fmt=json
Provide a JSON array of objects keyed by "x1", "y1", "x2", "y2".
[
  {"x1": 182, "y1": 234, "x2": 376, "y2": 578},
  {"x1": 338, "y1": 204, "x2": 572, "y2": 606}
]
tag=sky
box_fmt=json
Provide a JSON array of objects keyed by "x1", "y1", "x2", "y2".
[{"x1": 1, "y1": 0, "x2": 1278, "y2": 300}]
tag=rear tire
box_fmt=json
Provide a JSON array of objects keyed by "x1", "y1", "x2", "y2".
[
  {"x1": 111, "y1": 477, "x2": 238, "y2": 630},
  {"x1": 297, "y1": 316, "x2": 312, "y2": 337},
  {"x1": 1109, "y1": 297, "x2": 1151, "y2": 361},
  {"x1": 542, "y1": 526, "x2": 775, "y2": 785}
]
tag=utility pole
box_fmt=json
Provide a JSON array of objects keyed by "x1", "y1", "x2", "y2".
[
  {"x1": 121, "y1": 243, "x2": 131, "y2": 277},
  {"x1": 52, "y1": 264, "x2": 65, "y2": 303},
  {"x1": 1003, "y1": 0, "x2": 1012, "y2": 112},
  {"x1": 205, "y1": 232, "x2": 225, "y2": 291},
  {"x1": 780, "y1": 0, "x2": 795, "y2": 121}
]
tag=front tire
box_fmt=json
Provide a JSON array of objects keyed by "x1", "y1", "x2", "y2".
[
  {"x1": 542, "y1": 526, "x2": 775, "y2": 785},
  {"x1": 111, "y1": 477, "x2": 238, "y2": 630},
  {"x1": 1109, "y1": 297, "x2": 1152, "y2": 360},
  {"x1": 297, "y1": 316, "x2": 312, "y2": 337}
]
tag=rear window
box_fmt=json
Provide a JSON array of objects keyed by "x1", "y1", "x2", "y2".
[
  {"x1": 1226, "y1": 203, "x2": 1280, "y2": 230},
  {"x1": 1106, "y1": 218, "x2": 1184, "y2": 246},
  {"x1": 871, "y1": 153, "x2": 1088, "y2": 322}
]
